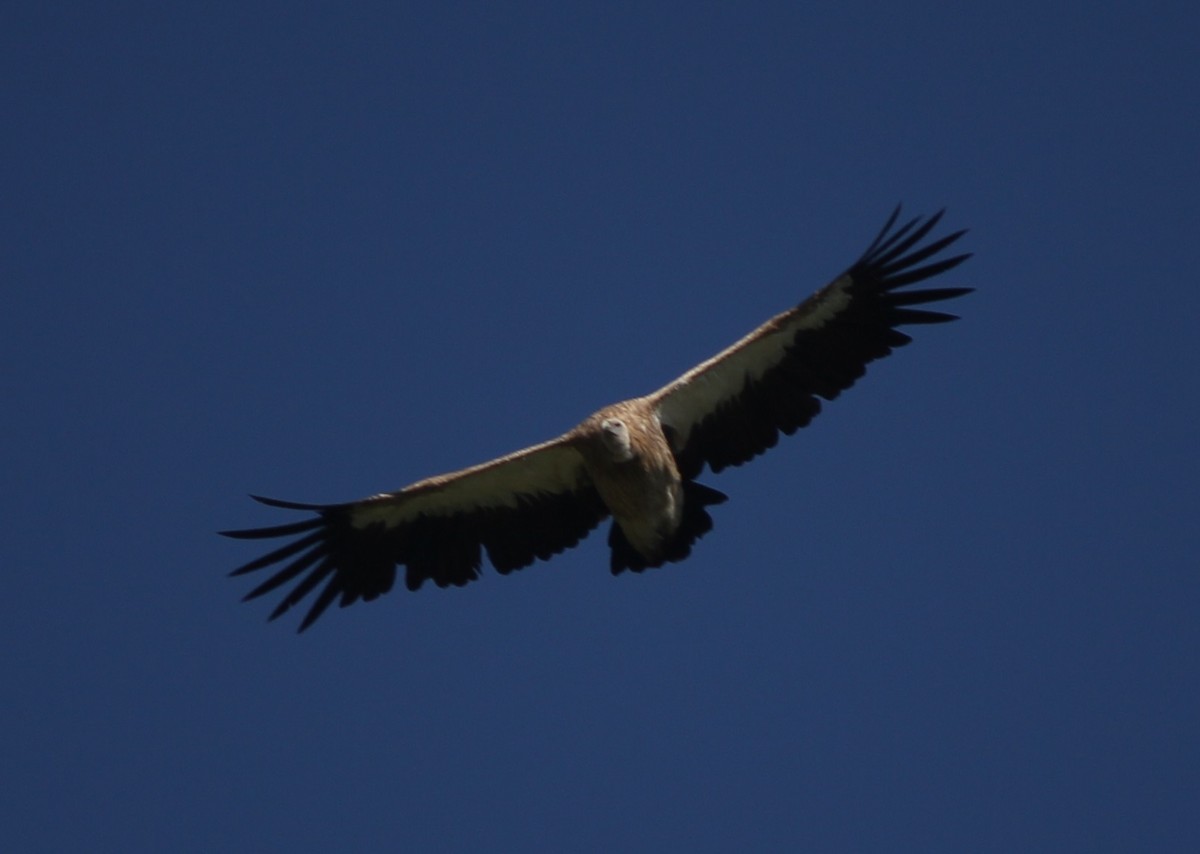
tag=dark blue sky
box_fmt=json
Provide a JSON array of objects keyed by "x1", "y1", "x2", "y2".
[{"x1": 4, "y1": 2, "x2": 1198, "y2": 851}]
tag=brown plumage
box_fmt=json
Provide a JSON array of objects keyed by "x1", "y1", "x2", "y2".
[{"x1": 224, "y1": 207, "x2": 972, "y2": 630}]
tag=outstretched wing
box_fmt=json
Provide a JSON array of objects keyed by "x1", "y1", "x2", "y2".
[
  {"x1": 650, "y1": 207, "x2": 971, "y2": 479},
  {"x1": 222, "y1": 436, "x2": 606, "y2": 631}
]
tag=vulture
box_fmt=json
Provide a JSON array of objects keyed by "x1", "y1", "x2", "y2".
[{"x1": 224, "y1": 207, "x2": 971, "y2": 630}]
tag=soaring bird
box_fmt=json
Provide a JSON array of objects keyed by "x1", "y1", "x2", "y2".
[{"x1": 224, "y1": 207, "x2": 971, "y2": 630}]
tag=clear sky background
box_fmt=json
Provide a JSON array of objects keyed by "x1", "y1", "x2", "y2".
[{"x1": 4, "y1": 2, "x2": 1197, "y2": 851}]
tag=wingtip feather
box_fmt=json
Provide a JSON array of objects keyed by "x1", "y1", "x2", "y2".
[{"x1": 250, "y1": 494, "x2": 328, "y2": 511}]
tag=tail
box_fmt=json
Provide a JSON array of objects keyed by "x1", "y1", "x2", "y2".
[{"x1": 609, "y1": 481, "x2": 728, "y2": 574}]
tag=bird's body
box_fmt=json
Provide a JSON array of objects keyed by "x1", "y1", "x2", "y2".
[
  {"x1": 575, "y1": 401, "x2": 684, "y2": 562},
  {"x1": 225, "y1": 207, "x2": 972, "y2": 630}
]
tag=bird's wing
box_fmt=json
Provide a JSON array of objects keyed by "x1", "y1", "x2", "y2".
[
  {"x1": 648, "y1": 207, "x2": 971, "y2": 479},
  {"x1": 222, "y1": 435, "x2": 606, "y2": 630}
]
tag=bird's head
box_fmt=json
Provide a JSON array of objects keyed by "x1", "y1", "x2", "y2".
[{"x1": 599, "y1": 417, "x2": 634, "y2": 462}]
